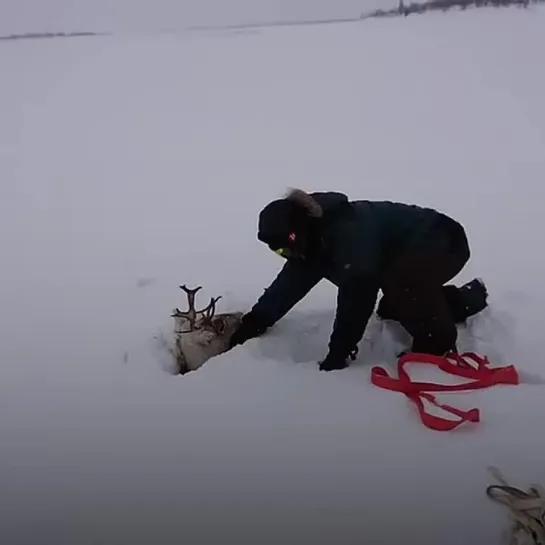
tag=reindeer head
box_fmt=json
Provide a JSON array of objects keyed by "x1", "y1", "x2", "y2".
[{"x1": 170, "y1": 285, "x2": 243, "y2": 375}]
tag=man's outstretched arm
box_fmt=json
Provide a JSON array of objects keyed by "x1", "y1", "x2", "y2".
[{"x1": 229, "y1": 259, "x2": 323, "y2": 348}]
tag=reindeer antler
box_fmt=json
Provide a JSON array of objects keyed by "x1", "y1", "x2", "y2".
[
  {"x1": 179, "y1": 285, "x2": 203, "y2": 310},
  {"x1": 171, "y1": 285, "x2": 222, "y2": 331},
  {"x1": 201, "y1": 295, "x2": 222, "y2": 323}
]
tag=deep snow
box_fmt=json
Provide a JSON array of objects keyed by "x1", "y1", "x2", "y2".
[{"x1": 1, "y1": 6, "x2": 545, "y2": 545}]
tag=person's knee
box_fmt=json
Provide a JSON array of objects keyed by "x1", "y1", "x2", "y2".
[
  {"x1": 396, "y1": 295, "x2": 458, "y2": 354},
  {"x1": 412, "y1": 325, "x2": 457, "y2": 355}
]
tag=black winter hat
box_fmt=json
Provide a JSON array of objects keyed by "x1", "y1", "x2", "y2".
[
  {"x1": 257, "y1": 188, "x2": 324, "y2": 251},
  {"x1": 257, "y1": 199, "x2": 307, "y2": 249}
]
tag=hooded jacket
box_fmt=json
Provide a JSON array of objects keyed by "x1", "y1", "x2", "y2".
[{"x1": 250, "y1": 189, "x2": 457, "y2": 360}]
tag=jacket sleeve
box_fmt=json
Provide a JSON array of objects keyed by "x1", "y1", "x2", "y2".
[
  {"x1": 327, "y1": 273, "x2": 380, "y2": 360},
  {"x1": 250, "y1": 259, "x2": 323, "y2": 328}
]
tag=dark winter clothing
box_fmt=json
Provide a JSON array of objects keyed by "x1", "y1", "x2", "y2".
[
  {"x1": 378, "y1": 244, "x2": 468, "y2": 355},
  {"x1": 229, "y1": 189, "x2": 488, "y2": 367},
  {"x1": 377, "y1": 278, "x2": 488, "y2": 326}
]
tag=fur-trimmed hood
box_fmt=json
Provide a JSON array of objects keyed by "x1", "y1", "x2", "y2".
[{"x1": 285, "y1": 188, "x2": 349, "y2": 217}]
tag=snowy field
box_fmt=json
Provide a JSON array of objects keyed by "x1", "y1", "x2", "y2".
[{"x1": 1, "y1": 6, "x2": 545, "y2": 545}]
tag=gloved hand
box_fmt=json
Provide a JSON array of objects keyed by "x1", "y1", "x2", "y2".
[
  {"x1": 228, "y1": 311, "x2": 268, "y2": 349},
  {"x1": 319, "y1": 353, "x2": 350, "y2": 371},
  {"x1": 318, "y1": 347, "x2": 358, "y2": 371}
]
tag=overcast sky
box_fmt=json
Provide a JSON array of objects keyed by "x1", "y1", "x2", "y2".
[{"x1": 0, "y1": 0, "x2": 393, "y2": 34}]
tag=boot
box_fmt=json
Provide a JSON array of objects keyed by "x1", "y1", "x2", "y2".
[{"x1": 443, "y1": 277, "x2": 488, "y2": 324}]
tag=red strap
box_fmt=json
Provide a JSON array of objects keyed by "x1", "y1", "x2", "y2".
[{"x1": 371, "y1": 352, "x2": 519, "y2": 431}]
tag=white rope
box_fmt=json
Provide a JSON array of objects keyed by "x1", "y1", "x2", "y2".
[{"x1": 487, "y1": 466, "x2": 545, "y2": 545}]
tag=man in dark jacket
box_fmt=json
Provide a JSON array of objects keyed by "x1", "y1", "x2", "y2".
[{"x1": 228, "y1": 188, "x2": 488, "y2": 371}]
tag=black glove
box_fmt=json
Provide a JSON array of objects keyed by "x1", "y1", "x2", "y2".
[
  {"x1": 228, "y1": 311, "x2": 268, "y2": 349},
  {"x1": 319, "y1": 354, "x2": 349, "y2": 371},
  {"x1": 318, "y1": 347, "x2": 358, "y2": 371},
  {"x1": 319, "y1": 347, "x2": 358, "y2": 371}
]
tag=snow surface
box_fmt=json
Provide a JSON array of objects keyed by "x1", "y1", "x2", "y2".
[{"x1": 1, "y1": 7, "x2": 545, "y2": 545}]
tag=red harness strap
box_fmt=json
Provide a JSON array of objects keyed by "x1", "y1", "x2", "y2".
[{"x1": 371, "y1": 352, "x2": 520, "y2": 431}]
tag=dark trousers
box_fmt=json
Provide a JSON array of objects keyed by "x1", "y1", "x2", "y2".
[{"x1": 379, "y1": 215, "x2": 470, "y2": 355}]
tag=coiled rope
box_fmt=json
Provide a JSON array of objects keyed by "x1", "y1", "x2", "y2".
[{"x1": 487, "y1": 466, "x2": 545, "y2": 545}]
